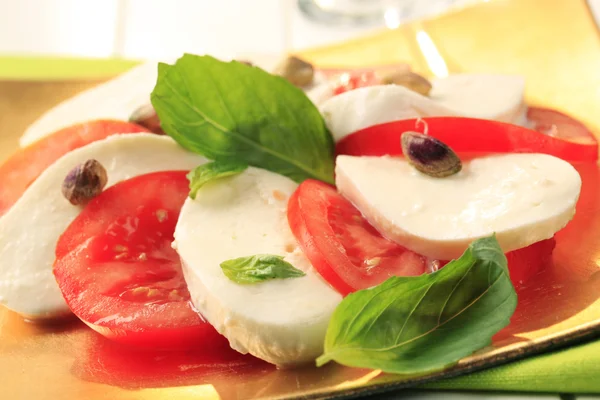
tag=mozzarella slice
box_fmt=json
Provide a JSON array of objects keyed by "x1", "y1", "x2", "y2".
[
  {"x1": 321, "y1": 74, "x2": 528, "y2": 142},
  {"x1": 430, "y1": 74, "x2": 527, "y2": 125},
  {"x1": 20, "y1": 61, "x2": 164, "y2": 147},
  {"x1": 336, "y1": 154, "x2": 581, "y2": 260},
  {"x1": 321, "y1": 85, "x2": 460, "y2": 142},
  {"x1": 231, "y1": 52, "x2": 282, "y2": 73},
  {"x1": 0, "y1": 133, "x2": 206, "y2": 318},
  {"x1": 20, "y1": 57, "x2": 335, "y2": 147},
  {"x1": 175, "y1": 168, "x2": 341, "y2": 367},
  {"x1": 305, "y1": 72, "x2": 335, "y2": 106}
]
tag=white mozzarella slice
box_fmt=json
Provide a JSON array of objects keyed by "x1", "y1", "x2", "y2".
[
  {"x1": 336, "y1": 154, "x2": 581, "y2": 260},
  {"x1": 232, "y1": 52, "x2": 282, "y2": 73},
  {"x1": 430, "y1": 74, "x2": 527, "y2": 124},
  {"x1": 20, "y1": 57, "x2": 333, "y2": 147},
  {"x1": 19, "y1": 61, "x2": 164, "y2": 147},
  {"x1": 305, "y1": 72, "x2": 335, "y2": 106},
  {"x1": 320, "y1": 85, "x2": 460, "y2": 142},
  {"x1": 0, "y1": 133, "x2": 206, "y2": 318},
  {"x1": 175, "y1": 168, "x2": 342, "y2": 367},
  {"x1": 321, "y1": 74, "x2": 529, "y2": 142}
]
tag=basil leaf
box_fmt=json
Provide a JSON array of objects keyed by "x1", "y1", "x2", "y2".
[
  {"x1": 316, "y1": 235, "x2": 517, "y2": 374},
  {"x1": 187, "y1": 160, "x2": 248, "y2": 199},
  {"x1": 220, "y1": 254, "x2": 306, "y2": 284},
  {"x1": 151, "y1": 54, "x2": 335, "y2": 184}
]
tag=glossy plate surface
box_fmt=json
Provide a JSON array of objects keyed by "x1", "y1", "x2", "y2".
[{"x1": 1, "y1": 0, "x2": 600, "y2": 398}]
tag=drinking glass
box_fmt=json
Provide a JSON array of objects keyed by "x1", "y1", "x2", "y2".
[{"x1": 298, "y1": 0, "x2": 476, "y2": 28}]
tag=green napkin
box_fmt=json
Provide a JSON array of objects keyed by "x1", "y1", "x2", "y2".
[
  {"x1": 423, "y1": 339, "x2": 600, "y2": 393},
  {"x1": 2, "y1": 55, "x2": 599, "y2": 395},
  {"x1": 0, "y1": 56, "x2": 139, "y2": 81}
]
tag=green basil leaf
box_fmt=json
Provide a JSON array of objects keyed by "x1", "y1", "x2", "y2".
[
  {"x1": 151, "y1": 54, "x2": 335, "y2": 184},
  {"x1": 157, "y1": 61, "x2": 169, "y2": 80},
  {"x1": 220, "y1": 254, "x2": 306, "y2": 284},
  {"x1": 187, "y1": 160, "x2": 248, "y2": 199},
  {"x1": 316, "y1": 235, "x2": 517, "y2": 374}
]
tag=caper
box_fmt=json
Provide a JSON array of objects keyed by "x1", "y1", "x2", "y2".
[
  {"x1": 401, "y1": 131, "x2": 461, "y2": 178},
  {"x1": 381, "y1": 71, "x2": 432, "y2": 96},
  {"x1": 61, "y1": 159, "x2": 108, "y2": 205},
  {"x1": 129, "y1": 104, "x2": 164, "y2": 135},
  {"x1": 273, "y1": 56, "x2": 314, "y2": 87}
]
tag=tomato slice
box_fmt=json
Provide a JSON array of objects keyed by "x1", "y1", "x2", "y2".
[
  {"x1": 336, "y1": 116, "x2": 598, "y2": 162},
  {"x1": 331, "y1": 70, "x2": 379, "y2": 96},
  {"x1": 288, "y1": 179, "x2": 556, "y2": 295},
  {"x1": 54, "y1": 171, "x2": 226, "y2": 350},
  {"x1": 505, "y1": 237, "x2": 556, "y2": 287},
  {"x1": 0, "y1": 119, "x2": 149, "y2": 216},
  {"x1": 74, "y1": 333, "x2": 268, "y2": 390},
  {"x1": 528, "y1": 106, "x2": 597, "y2": 145},
  {"x1": 319, "y1": 64, "x2": 409, "y2": 96},
  {"x1": 288, "y1": 179, "x2": 428, "y2": 295}
]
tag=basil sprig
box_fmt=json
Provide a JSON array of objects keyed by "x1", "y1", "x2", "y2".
[
  {"x1": 221, "y1": 254, "x2": 306, "y2": 284},
  {"x1": 187, "y1": 160, "x2": 248, "y2": 199},
  {"x1": 151, "y1": 54, "x2": 335, "y2": 185},
  {"x1": 317, "y1": 236, "x2": 517, "y2": 374}
]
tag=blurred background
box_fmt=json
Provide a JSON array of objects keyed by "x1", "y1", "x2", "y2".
[{"x1": 0, "y1": 0, "x2": 484, "y2": 61}]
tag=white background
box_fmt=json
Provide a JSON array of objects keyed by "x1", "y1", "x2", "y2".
[
  {"x1": 0, "y1": 0, "x2": 598, "y2": 59},
  {"x1": 0, "y1": 0, "x2": 474, "y2": 59}
]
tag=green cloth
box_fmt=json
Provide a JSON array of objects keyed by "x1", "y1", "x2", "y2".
[
  {"x1": 0, "y1": 55, "x2": 139, "y2": 80},
  {"x1": 423, "y1": 339, "x2": 600, "y2": 393},
  {"x1": 1, "y1": 55, "x2": 599, "y2": 394}
]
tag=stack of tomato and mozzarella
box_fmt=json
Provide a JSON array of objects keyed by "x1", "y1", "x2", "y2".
[{"x1": 0, "y1": 55, "x2": 595, "y2": 368}]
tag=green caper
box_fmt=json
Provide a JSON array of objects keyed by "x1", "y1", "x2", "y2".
[
  {"x1": 273, "y1": 56, "x2": 314, "y2": 87},
  {"x1": 401, "y1": 131, "x2": 461, "y2": 178},
  {"x1": 61, "y1": 159, "x2": 108, "y2": 205},
  {"x1": 129, "y1": 103, "x2": 165, "y2": 135},
  {"x1": 381, "y1": 71, "x2": 432, "y2": 96}
]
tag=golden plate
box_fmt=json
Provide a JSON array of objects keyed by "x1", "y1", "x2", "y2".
[{"x1": 1, "y1": 0, "x2": 600, "y2": 398}]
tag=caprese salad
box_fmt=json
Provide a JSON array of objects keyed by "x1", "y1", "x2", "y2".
[{"x1": 0, "y1": 54, "x2": 596, "y2": 375}]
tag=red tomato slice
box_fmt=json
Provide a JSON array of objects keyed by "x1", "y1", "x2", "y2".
[
  {"x1": 73, "y1": 334, "x2": 269, "y2": 390},
  {"x1": 505, "y1": 237, "x2": 556, "y2": 287},
  {"x1": 288, "y1": 179, "x2": 556, "y2": 295},
  {"x1": 320, "y1": 64, "x2": 412, "y2": 96},
  {"x1": 336, "y1": 116, "x2": 598, "y2": 162},
  {"x1": 0, "y1": 120, "x2": 149, "y2": 217},
  {"x1": 54, "y1": 171, "x2": 226, "y2": 350},
  {"x1": 528, "y1": 106, "x2": 597, "y2": 145},
  {"x1": 288, "y1": 179, "x2": 428, "y2": 295},
  {"x1": 319, "y1": 65, "x2": 409, "y2": 96},
  {"x1": 331, "y1": 71, "x2": 379, "y2": 96}
]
